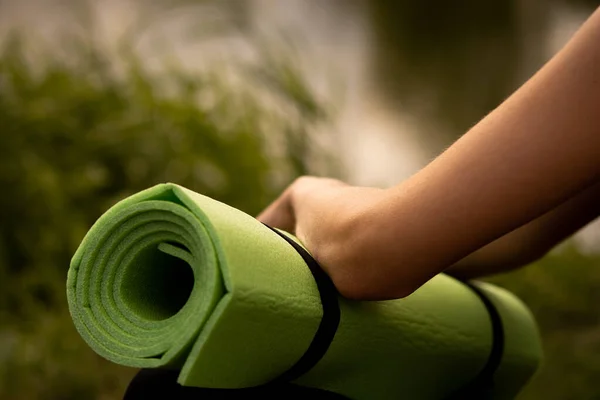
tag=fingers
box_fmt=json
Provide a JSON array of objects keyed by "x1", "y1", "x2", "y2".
[
  {"x1": 256, "y1": 176, "x2": 348, "y2": 234},
  {"x1": 256, "y1": 188, "x2": 296, "y2": 233}
]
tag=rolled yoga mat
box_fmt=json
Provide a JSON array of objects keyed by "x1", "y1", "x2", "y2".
[{"x1": 67, "y1": 183, "x2": 542, "y2": 400}]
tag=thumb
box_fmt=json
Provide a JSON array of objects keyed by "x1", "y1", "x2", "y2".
[{"x1": 256, "y1": 190, "x2": 296, "y2": 233}]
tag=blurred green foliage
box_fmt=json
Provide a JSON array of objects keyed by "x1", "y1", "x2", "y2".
[
  {"x1": 1, "y1": 2, "x2": 600, "y2": 398},
  {"x1": 488, "y1": 247, "x2": 600, "y2": 400},
  {"x1": 0, "y1": 30, "x2": 330, "y2": 399},
  {"x1": 366, "y1": 0, "x2": 599, "y2": 152},
  {"x1": 366, "y1": 0, "x2": 522, "y2": 150}
]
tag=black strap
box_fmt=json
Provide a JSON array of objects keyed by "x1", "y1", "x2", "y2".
[
  {"x1": 446, "y1": 280, "x2": 505, "y2": 399},
  {"x1": 264, "y1": 225, "x2": 342, "y2": 383}
]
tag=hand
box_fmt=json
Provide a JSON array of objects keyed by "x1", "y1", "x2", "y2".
[
  {"x1": 257, "y1": 176, "x2": 388, "y2": 299},
  {"x1": 256, "y1": 176, "x2": 348, "y2": 241}
]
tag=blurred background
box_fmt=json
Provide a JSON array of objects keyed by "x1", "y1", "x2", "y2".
[{"x1": 1, "y1": 0, "x2": 600, "y2": 398}]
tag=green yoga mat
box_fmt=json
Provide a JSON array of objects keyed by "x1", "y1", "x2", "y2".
[{"x1": 67, "y1": 183, "x2": 542, "y2": 400}]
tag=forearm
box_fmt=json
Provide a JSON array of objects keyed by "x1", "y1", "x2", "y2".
[
  {"x1": 301, "y1": 8, "x2": 600, "y2": 299},
  {"x1": 448, "y1": 180, "x2": 600, "y2": 279}
]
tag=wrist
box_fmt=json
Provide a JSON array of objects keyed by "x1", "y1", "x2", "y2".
[{"x1": 291, "y1": 182, "x2": 393, "y2": 299}]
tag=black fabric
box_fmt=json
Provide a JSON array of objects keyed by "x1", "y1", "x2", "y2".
[
  {"x1": 446, "y1": 280, "x2": 505, "y2": 399},
  {"x1": 263, "y1": 225, "x2": 341, "y2": 383},
  {"x1": 124, "y1": 369, "x2": 350, "y2": 399}
]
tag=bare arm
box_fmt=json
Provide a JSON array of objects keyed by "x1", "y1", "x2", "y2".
[
  {"x1": 258, "y1": 7, "x2": 600, "y2": 300},
  {"x1": 447, "y1": 181, "x2": 600, "y2": 279}
]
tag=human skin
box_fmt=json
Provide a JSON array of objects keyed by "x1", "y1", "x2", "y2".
[{"x1": 257, "y1": 7, "x2": 600, "y2": 301}]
